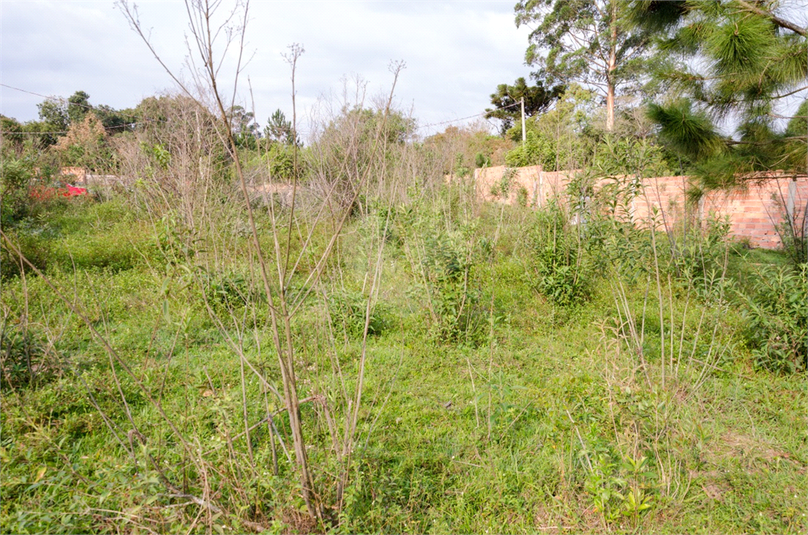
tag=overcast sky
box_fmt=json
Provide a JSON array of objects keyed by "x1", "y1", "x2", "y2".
[{"x1": 0, "y1": 0, "x2": 533, "y2": 139}]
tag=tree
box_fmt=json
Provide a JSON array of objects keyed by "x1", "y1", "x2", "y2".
[
  {"x1": 515, "y1": 0, "x2": 651, "y2": 131},
  {"x1": 264, "y1": 109, "x2": 297, "y2": 145},
  {"x1": 67, "y1": 90, "x2": 91, "y2": 125},
  {"x1": 0, "y1": 115, "x2": 25, "y2": 156},
  {"x1": 636, "y1": 0, "x2": 807, "y2": 187},
  {"x1": 485, "y1": 76, "x2": 564, "y2": 136},
  {"x1": 94, "y1": 104, "x2": 136, "y2": 132},
  {"x1": 504, "y1": 84, "x2": 596, "y2": 170},
  {"x1": 227, "y1": 104, "x2": 260, "y2": 148},
  {"x1": 53, "y1": 112, "x2": 114, "y2": 172},
  {"x1": 34, "y1": 91, "x2": 132, "y2": 148},
  {"x1": 309, "y1": 105, "x2": 415, "y2": 209},
  {"x1": 423, "y1": 123, "x2": 515, "y2": 177},
  {"x1": 37, "y1": 99, "x2": 68, "y2": 133}
]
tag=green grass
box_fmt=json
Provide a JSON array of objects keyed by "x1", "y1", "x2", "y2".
[{"x1": 1, "y1": 192, "x2": 806, "y2": 534}]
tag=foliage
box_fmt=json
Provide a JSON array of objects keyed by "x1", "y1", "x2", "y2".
[
  {"x1": 1, "y1": 191, "x2": 806, "y2": 534},
  {"x1": 32, "y1": 91, "x2": 132, "y2": 149},
  {"x1": 592, "y1": 133, "x2": 670, "y2": 179},
  {"x1": 263, "y1": 109, "x2": 298, "y2": 146},
  {"x1": 672, "y1": 214, "x2": 733, "y2": 297},
  {"x1": 489, "y1": 168, "x2": 517, "y2": 198},
  {"x1": 308, "y1": 105, "x2": 415, "y2": 209},
  {"x1": 2, "y1": 9, "x2": 806, "y2": 528},
  {"x1": 0, "y1": 323, "x2": 56, "y2": 390},
  {"x1": 583, "y1": 453, "x2": 656, "y2": 527},
  {"x1": 398, "y1": 194, "x2": 488, "y2": 344},
  {"x1": 485, "y1": 76, "x2": 564, "y2": 135},
  {"x1": 0, "y1": 158, "x2": 34, "y2": 225},
  {"x1": 53, "y1": 113, "x2": 115, "y2": 172},
  {"x1": 515, "y1": 0, "x2": 652, "y2": 130},
  {"x1": 505, "y1": 131, "x2": 557, "y2": 169},
  {"x1": 423, "y1": 124, "x2": 514, "y2": 177},
  {"x1": 1, "y1": 116, "x2": 26, "y2": 156},
  {"x1": 504, "y1": 84, "x2": 596, "y2": 170},
  {"x1": 646, "y1": 100, "x2": 723, "y2": 162},
  {"x1": 228, "y1": 105, "x2": 260, "y2": 149},
  {"x1": 638, "y1": 0, "x2": 808, "y2": 189},
  {"x1": 526, "y1": 201, "x2": 589, "y2": 306},
  {"x1": 36, "y1": 98, "x2": 69, "y2": 133},
  {"x1": 329, "y1": 290, "x2": 387, "y2": 339},
  {"x1": 739, "y1": 263, "x2": 807, "y2": 373}
]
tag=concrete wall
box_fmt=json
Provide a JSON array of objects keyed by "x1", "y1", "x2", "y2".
[{"x1": 471, "y1": 165, "x2": 808, "y2": 249}]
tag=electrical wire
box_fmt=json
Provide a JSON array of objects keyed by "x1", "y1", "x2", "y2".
[
  {"x1": 0, "y1": 83, "x2": 161, "y2": 134},
  {"x1": 2, "y1": 82, "x2": 525, "y2": 137},
  {"x1": 415, "y1": 100, "x2": 522, "y2": 131}
]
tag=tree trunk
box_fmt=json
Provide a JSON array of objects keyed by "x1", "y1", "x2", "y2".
[{"x1": 606, "y1": 3, "x2": 618, "y2": 132}]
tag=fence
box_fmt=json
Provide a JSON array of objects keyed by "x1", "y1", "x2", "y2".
[{"x1": 471, "y1": 165, "x2": 808, "y2": 250}]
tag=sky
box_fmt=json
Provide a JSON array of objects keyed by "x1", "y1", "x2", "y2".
[{"x1": 0, "y1": 0, "x2": 534, "y2": 140}]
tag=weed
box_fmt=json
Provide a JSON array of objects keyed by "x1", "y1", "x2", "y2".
[
  {"x1": 526, "y1": 201, "x2": 589, "y2": 307},
  {"x1": 738, "y1": 263, "x2": 807, "y2": 373}
]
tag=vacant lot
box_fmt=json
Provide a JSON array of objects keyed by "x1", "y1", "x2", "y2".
[{"x1": 2, "y1": 187, "x2": 805, "y2": 534}]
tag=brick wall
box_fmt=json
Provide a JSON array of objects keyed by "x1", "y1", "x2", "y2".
[
  {"x1": 60, "y1": 166, "x2": 86, "y2": 184},
  {"x1": 471, "y1": 166, "x2": 808, "y2": 249}
]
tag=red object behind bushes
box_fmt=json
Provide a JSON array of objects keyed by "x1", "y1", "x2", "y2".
[
  {"x1": 64, "y1": 184, "x2": 87, "y2": 197},
  {"x1": 29, "y1": 184, "x2": 88, "y2": 200}
]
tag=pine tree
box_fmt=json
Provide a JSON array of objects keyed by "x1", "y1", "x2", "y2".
[{"x1": 636, "y1": 0, "x2": 807, "y2": 187}]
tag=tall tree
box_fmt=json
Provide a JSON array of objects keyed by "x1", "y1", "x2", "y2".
[
  {"x1": 227, "y1": 105, "x2": 260, "y2": 149},
  {"x1": 515, "y1": 0, "x2": 650, "y2": 131},
  {"x1": 485, "y1": 76, "x2": 564, "y2": 136},
  {"x1": 264, "y1": 109, "x2": 297, "y2": 145},
  {"x1": 67, "y1": 90, "x2": 91, "y2": 125},
  {"x1": 635, "y1": 0, "x2": 807, "y2": 187},
  {"x1": 37, "y1": 99, "x2": 68, "y2": 132}
]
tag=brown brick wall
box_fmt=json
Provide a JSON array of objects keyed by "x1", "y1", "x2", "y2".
[{"x1": 471, "y1": 166, "x2": 808, "y2": 249}]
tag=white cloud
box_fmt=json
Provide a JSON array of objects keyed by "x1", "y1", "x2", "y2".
[{"x1": 1, "y1": 0, "x2": 531, "y2": 138}]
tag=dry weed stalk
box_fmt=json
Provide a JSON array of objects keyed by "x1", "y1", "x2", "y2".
[{"x1": 116, "y1": 0, "x2": 405, "y2": 524}]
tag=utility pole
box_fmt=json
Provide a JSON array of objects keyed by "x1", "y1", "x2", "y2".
[{"x1": 521, "y1": 96, "x2": 526, "y2": 144}]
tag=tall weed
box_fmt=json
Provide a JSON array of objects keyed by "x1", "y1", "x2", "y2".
[
  {"x1": 525, "y1": 201, "x2": 589, "y2": 307},
  {"x1": 738, "y1": 263, "x2": 807, "y2": 373},
  {"x1": 398, "y1": 189, "x2": 488, "y2": 344}
]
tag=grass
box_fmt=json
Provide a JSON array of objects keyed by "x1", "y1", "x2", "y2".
[{"x1": 1, "y1": 190, "x2": 806, "y2": 534}]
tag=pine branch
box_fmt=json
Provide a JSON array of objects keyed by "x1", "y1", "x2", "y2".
[{"x1": 734, "y1": 0, "x2": 807, "y2": 37}]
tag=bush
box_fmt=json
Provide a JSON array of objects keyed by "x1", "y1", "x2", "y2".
[
  {"x1": 739, "y1": 263, "x2": 807, "y2": 373},
  {"x1": 0, "y1": 228, "x2": 52, "y2": 279},
  {"x1": 398, "y1": 195, "x2": 488, "y2": 345},
  {"x1": 1, "y1": 158, "x2": 34, "y2": 225},
  {"x1": 0, "y1": 324, "x2": 56, "y2": 389},
  {"x1": 526, "y1": 201, "x2": 589, "y2": 307},
  {"x1": 672, "y1": 214, "x2": 732, "y2": 296},
  {"x1": 329, "y1": 290, "x2": 387, "y2": 339}
]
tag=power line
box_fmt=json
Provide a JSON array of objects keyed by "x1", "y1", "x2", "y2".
[
  {"x1": 1, "y1": 83, "x2": 99, "y2": 113},
  {"x1": 1, "y1": 123, "x2": 144, "y2": 136},
  {"x1": 0, "y1": 83, "x2": 169, "y2": 134},
  {"x1": 415, "y1": 100, "x2": 522, "y2": 132}
]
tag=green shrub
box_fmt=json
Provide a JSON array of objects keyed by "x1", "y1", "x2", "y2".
[
  {"x1": 329, "y1": 290, "x2": 387, "y2": 338},
  {"x1": 739, "y1": 263, "x2": 807, "y2": 373},
  {"x1": 0, "y1": 228, "x2": 52, "y2": 279},
  {"x1": 672, "y1": 214, "x2": 732, "y2": 296},
  {"x1": 474, "y1": 152, "x2": 491, "y2": 168},
  {"x1": 398, "y1": 195, "x2": 487, "y2": 345},
  {"x1": 0, "y1": 324, "x2": 56, "y2": 389},
  {"x1": 527, "y1": 202, "x2": 589, "y2": 307},
  {"x1": 1, "y1": 158, "x2": 34, "y2": 225},
  {"x1": 199, "y1": 270, "x2": 254, "y2": 313}
]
